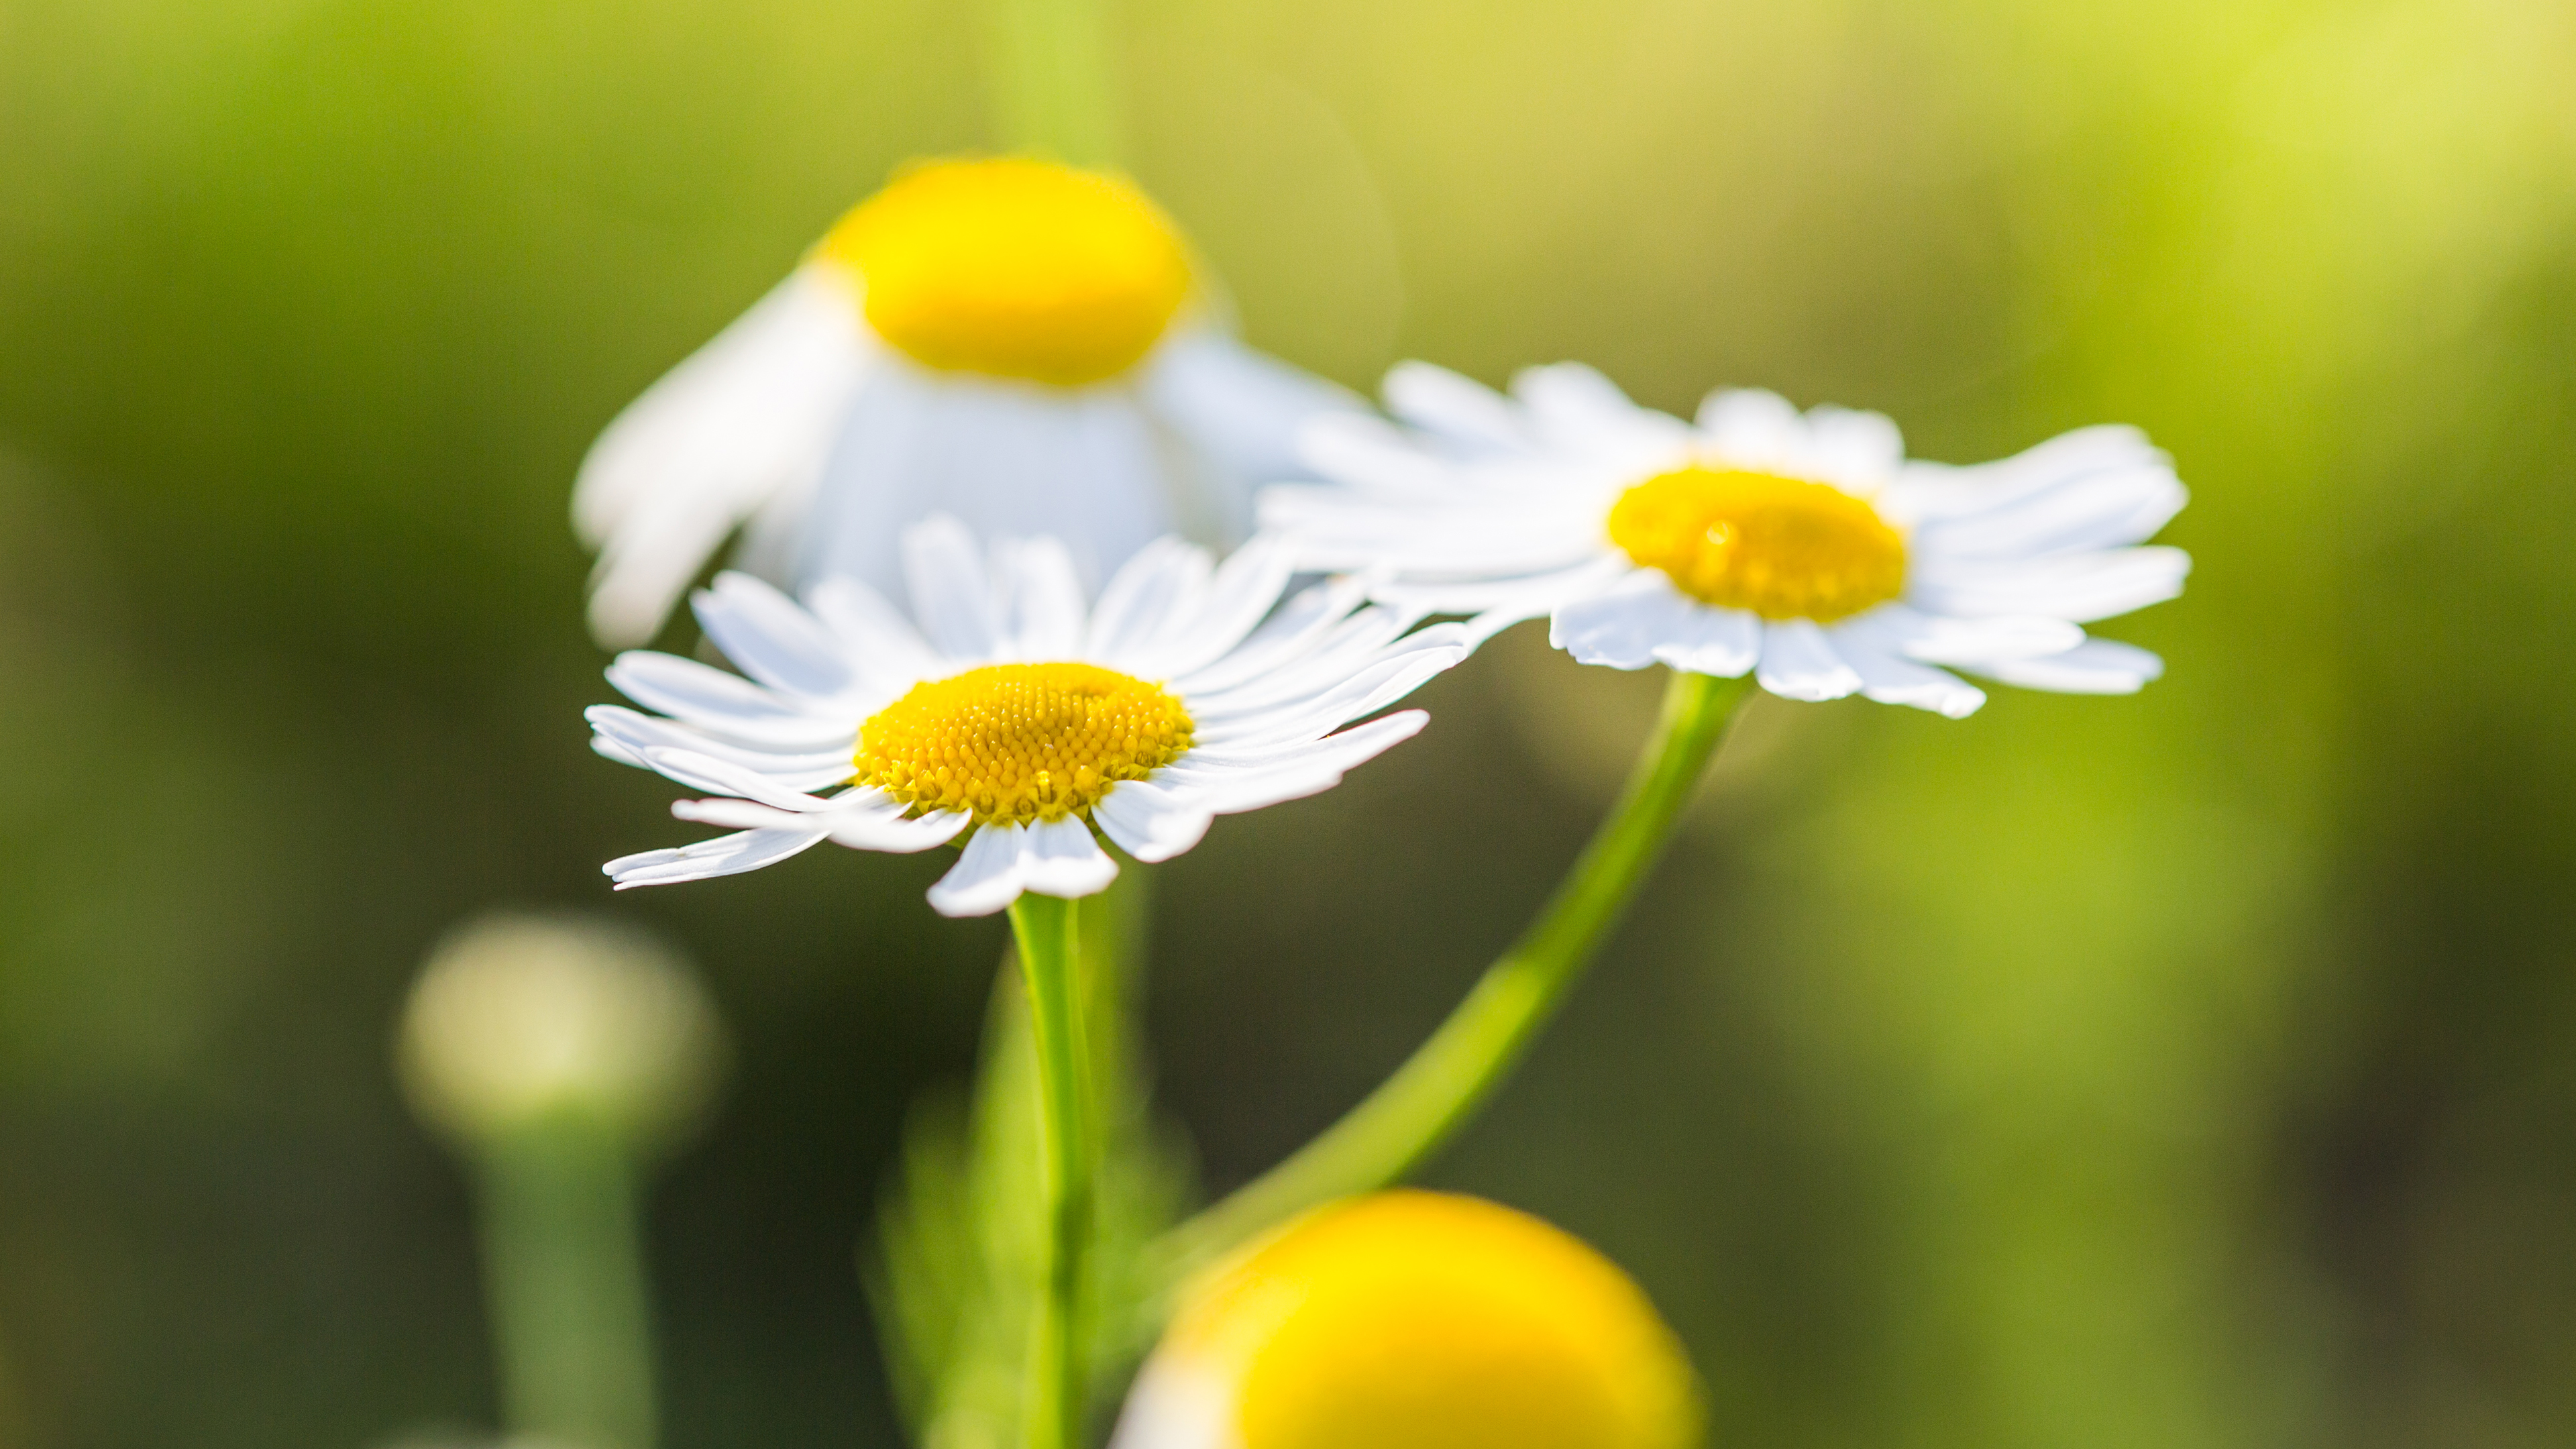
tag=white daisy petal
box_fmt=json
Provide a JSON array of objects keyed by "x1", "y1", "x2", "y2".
[
  {"x1": 1913, "y1": 545, "x2": 2191, "y2": 623},
  {"x1": 693, "y1": 572, "x2": 857, "y2": 699},
  {"x1": 592, "y1": 733, "x2": 651, "y2": 769},
  {"x1": 635, "y1": 747, "x2": 837, "y2": 812},
  {"x1": 1908, "y1": 455, "x2": 2186, "y2": 557},
  {"x1": 1362, "y1": 555, "x2": 1629, "y2": 625},
  {"x1": 1858, "y1": 604, "x2": 2085, "y2": 665},
  {"x1": 606, "y1": 651, "x2": 851, "y2": 747},
  {"x1": 804, "y1": 576, "x2": 943, "y2": 686},
  {"x1": 1185, "y1": 621, "x2": 1458, "y2": 725},
  {"x1": 1020, "y1": 816, "x2": 1120, "y2": 899},
  {"x1": 1968, "y1": 637, "x2": 2165, "y2": 694},
  {"x1": 1795, "y1": 405, "x2": 1906, "y2": 492},
  {"x1": 1169, "y1": 576, "x2": 1376, "y2": 696},
  {"x1": 1549, "y1": 572, "x2": 1701, "y2": 672},
  {"x1": 576, "y1": 272, "x2": 871, "y2": 647},
  {"x1": 1107, "y1": 1360, "x2": 1233, "y2": 1449},
  {"x1": 1177, "y1": 713, "x2": 1427, "y2": 812},
  {"x1": 1383, "y1": 362, "x2": 1528, "y2": 452},
  {"x1": 588, "y1": 705, "x2": 855, "y2": 791},
  {"x1": 782, "y1": 362, "x2": 943, "y2": 592},
  {"x1": 1888, "y1": 425, "x2": 2167, "y2": 523},
  {"x1": 1511, "y1": 363, "x2": 1689, "y2": 464},
  {"x1": 1087, "y1": 537, "x2": 1216, "y2": 664},
  {"x1": 667, "y1": 796, "x2": 832, "y2": 833},
  {"x1": 1197, "y1": 645, "x2": 1464, "y2": 753},
  {"x1": 902, "y1": 513, "x2": 1003, "y2": 658},
  {"x1": 1827, "y1": 630, "x2": 1987, "y2": 718},
  {"x1": 996, "y1": 536, "x2": 1090, "y2": 660},
  {"x1": 1692, "y1": 388, "x2": 1807, "y2": 469},
  {"x1": 927, "y1": 822, "x2": 1036, "y2": 918},
  {"x1": 794, "y1": 376, "x2": 1177, "y2": 604},
  {"x1": 1093, "y1": 780, "x2": 1215, "y2": 863},
  {"x1": 1652, "y1": 600, "x2": 1760, "y2": 678},
  {"x1": 1141, "y1": 535, "x2": 1298, "y2": 680},
  {"x1": 1291, "y1": 413, "x2": 1467, "y2": 498},
  {"x1": 1141, "y1": 329, "x2": 1362, "y2": 508},
  {"x1": 668, "y1": 792, "x2": 971, "y2": 853},
  {"x1": 1755, "y1": 619, "x2": 1863, "y2": 702},
  {"x1": 828, "y1": 808, "x2": 975, "y2": 853},
  {"x1": 606, "y1": 826, "x2": 833, "y2": 889}
]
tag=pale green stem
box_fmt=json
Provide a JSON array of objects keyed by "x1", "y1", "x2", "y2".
[
  {"x1": 1156, "y1": 670, "x2": 1754, "y2": 1275},
  {"x1": 979, "y1": 0, "x2": 1124, "y2": 165},
  {"x1": 476, "y1": 1112, "x2": 658, "y2": 1449},
  {"x1": 1010, "y1": 892, "x2": 1097, "y2": 1449}
]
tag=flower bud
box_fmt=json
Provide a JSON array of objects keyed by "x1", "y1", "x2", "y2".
[
  {"x1": 1114, "y1": 1191, "x2": 1702, "y2": 1449},
  {"x1": 398, "y1": 912, "x2": 725, "y2": 1153}
]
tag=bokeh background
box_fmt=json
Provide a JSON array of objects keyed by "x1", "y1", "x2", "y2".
[{"x1": 5, "y1": 0, "x2": 2575, "y2": 1444}]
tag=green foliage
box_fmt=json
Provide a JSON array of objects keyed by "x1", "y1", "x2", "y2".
[{"x1": 871, "y1": 879, "x2": 1194, "y2": 1449}]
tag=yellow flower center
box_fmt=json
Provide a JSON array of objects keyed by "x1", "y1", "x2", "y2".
[
  {"x1": 1165, "y1": 1192, "x2": 1700, "y2": 1449},
  {"x1": 814, "y1": 157, "x2": 1193, "y2": 387},
  {"x1": 1606, "y1": 466, "x2": 1907, "y2": 623},
  {"x1": 855, "y1": 662, "x2": 1192, "y2": 825}
]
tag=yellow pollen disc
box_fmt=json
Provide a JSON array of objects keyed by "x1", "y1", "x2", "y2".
[
  {"x1": 1164, "y1": 1191, "x2": 1700, "y2": 1449},
  {"x1": 855, "y1": 662, "x2": 1191, "y2": 826},
  {"x1": 1607, "y1": 466, "x2": 1907, "y2": 623},
  {"x1": 815, "y1": 156, "x2": 1193, "y2": 387}
]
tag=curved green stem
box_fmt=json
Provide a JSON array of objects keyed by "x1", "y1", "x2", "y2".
[
  {"x1": 1010, "y1": 892, "x2": 1096, "y2": 1449},
  {"x1": 980, "y1": 0, "x2": 1124, "y2": 165},
  {"x1": 1156, "y1": 669, "x2": 1753, "y2": 1275}
]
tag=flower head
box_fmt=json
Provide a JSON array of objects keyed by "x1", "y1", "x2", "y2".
[
  {"x1": 398, "y1": 912, "x2": 727, "y2": 1152},
  {"x1": 1263, "y1": 362, "x2": 2191, "y2": 717},
  {"x1": 817, "y1": 158, "x2": 1193, "y2": 386},
  {"x1": 590, "y1": 517, "x2": 1467, "y2": 917},
  {"x1": 574, "y1": 156, "x2": 1354, "y2": 648},
  {"x1": 1114, "y1": 1191, "x2": 1701, "y2": 1449}
]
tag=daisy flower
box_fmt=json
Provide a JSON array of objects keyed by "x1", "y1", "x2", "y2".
[
  {"x1": 572, "y1": 156, "x2": 1354, "y2": 647},
  {"x1": 1260, "y1": 362, "x2": 2190, "y2": 718},
  {"x1": 1113, "y1": 1191, "x2": 1699, "y2": 1449},
  {"x1": 588, "y1": 518, "x2": 1466, "y2": 918}
]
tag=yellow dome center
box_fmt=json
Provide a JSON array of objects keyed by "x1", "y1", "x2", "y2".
[
  {"x1": 855, "y1": 662, "x2": 1192, "y2": 825},
  {"x1": 1607, "y1": 466, "x2": 1907, "y2": 623},
  {"x1": 1167, "y1": 1192, "x2": 1699, "y2": 1449},
  {"x1": 815, "y1": 157, "x2": 1193, "y2": 387}
]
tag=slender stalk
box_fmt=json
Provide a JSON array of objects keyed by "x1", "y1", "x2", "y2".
[
  {"x1": 476, "y1": 1112, "x2": 659, "y2": 1449},
  {"x1": 979, "y1": 0, "x2": 1124, "y2": 165},
  {"x1": 1010, "y1": 892, "x2": 1097, "y2": 1449},
  {"x1": 1157, "y1": 670, "x2": 1753, "y2": 1274}
]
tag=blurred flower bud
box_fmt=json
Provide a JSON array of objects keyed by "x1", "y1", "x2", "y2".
[
  {"x1": 1114, "y1": 1190, "x2": 1702, "y2": 1449},
  {"x1": 398, "y1": 912, "x2": 726, "y2": 1155}
]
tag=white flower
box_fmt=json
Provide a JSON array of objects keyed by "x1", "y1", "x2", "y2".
[
  {"x1": 589, "y1": 518, "x2": 1466, "y2": 918},
  {"x1": 1260, "y1": 362, "x2": 2190, "y2": 718},
  {"x1": 574, "y1": 156, "x2": 1356, "y2": 647}
]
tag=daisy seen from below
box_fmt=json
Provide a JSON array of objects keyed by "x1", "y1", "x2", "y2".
[
  {"x1": 1114, "y1": 1191, "x2": 1701, "y2": 1449},
  {"x1": 588, "y1": 517, "x2": 1468, "y2": 918},
  {"x1": 1261, "y1": 362, "x2": 2190, "y2": 717},
  {"x1": 574, "y1": 156, "x2": 1355, "y2": 647}
]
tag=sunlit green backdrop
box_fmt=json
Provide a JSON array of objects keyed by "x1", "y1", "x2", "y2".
[{"x1": 3, "y1": 1, "x2": 2574, "y2": 1446}]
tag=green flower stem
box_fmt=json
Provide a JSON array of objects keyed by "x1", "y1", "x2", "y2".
[
  {"x1": 980, "y1": 0, "x2": 1124, "y2": 165},
  {"x1": 1157, "y1": 669, "x2": 1754, "y2": 1276},
  {"x1": 1010, "y1": 892, "x2": 1097, "y2": 1449},
  {"x1": 476, "y1": 1112, "x2": 659, "y2": 1449}
]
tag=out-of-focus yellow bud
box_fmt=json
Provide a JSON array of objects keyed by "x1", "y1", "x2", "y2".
[
  {"x1": 397, "y1": 912, "x2": 726, "y2": 1153},
  {"x1": 1114, "y1": 1191, "x2": 1703, "y2": 1449}
]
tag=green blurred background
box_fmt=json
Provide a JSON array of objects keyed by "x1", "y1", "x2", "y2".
[{"x1": 4, "y1": 0, "x2": 2575, "y2": 1444}]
